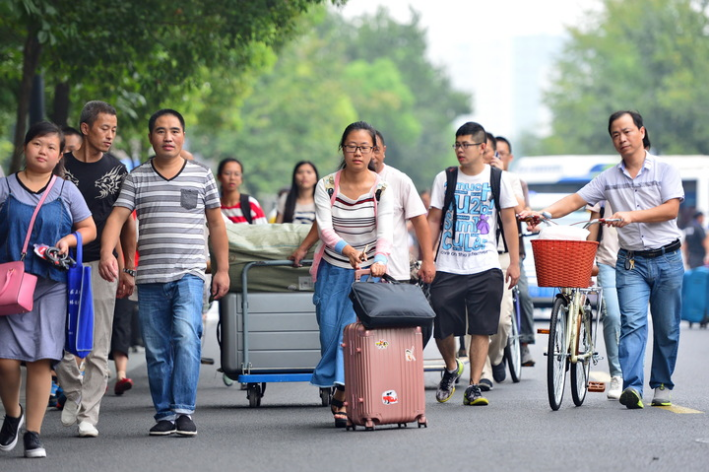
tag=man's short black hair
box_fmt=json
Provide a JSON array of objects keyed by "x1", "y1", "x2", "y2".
[
  {"x1": 148, "y1": 109, "x2": 186, "y2": 133},
  {"x1": 455, "y1": 122, "x2": 486, "y2": 143}
]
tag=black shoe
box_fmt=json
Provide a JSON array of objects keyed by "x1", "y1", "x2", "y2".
[
  {"x1": 463, "y1": 384, "x2": 489, "y2": 406},
  {"x1": 23, "y1": 431, "x2": 46, "y2": 458},
  {"x1": 175, "y1": 415, "x2": 197, "y2": 437},
  {"x1": 492, "y1": 362, "x2": 506, "y2": 383},
  {"x1": 149, "y1": 420, "x2": 176, "y2": 436},
  {"x1": 479, "y1": 378, "x2": 493, "y2": 391},
  {"x1": 0, "y1": 405, "x2": 24, "y2": 452}
]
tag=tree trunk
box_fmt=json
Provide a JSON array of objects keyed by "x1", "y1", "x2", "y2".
[
  {"x1": 51, "y1": 82, "x2": 71, "y2": 126},
  {"x1": 10, "y1": 27, "x2": 42, "y2": 174}
]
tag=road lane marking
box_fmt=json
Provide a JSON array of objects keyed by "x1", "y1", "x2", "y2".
[{"x1": 654, "y1": 405, "x2": 703, "y2": 414}]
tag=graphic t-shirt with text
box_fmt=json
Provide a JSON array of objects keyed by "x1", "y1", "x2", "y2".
[{"x1": 430, "y1": 165, "x2": 517, "y2": 275}]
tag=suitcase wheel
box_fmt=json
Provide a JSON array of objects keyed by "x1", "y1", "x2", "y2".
[
  {"x1": 223, "y1": 373, "x2": 235, "y2": 387},
  {"x1": 397, "y1": 423, "x2": 407, "y2": 429},
  {"x1": 365, "y1": 419, "x2": 375, "y2": 431}
]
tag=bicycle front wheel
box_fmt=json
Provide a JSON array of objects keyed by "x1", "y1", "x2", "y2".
[
  {"x1": 505, "y1": 307, "x2": 522, "y2": 383},
  {"x1": 571, "y1": 302, "x2": 592, "y2": 406},
  {"x1": 547, "y1": 297, "x2": 568, "y2": 411}
]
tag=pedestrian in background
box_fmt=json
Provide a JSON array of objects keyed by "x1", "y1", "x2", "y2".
[
  {"x1": 56, "y1": 101, "x2": 136, "y2": 439},
  {"x1": 217, "y1": 158, "x2": 268, "y2": 225},
  {"x1": 276, "y1": 161, "x2": 318, "y2": 225}
]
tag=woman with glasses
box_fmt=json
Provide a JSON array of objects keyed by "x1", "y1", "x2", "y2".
[
  {"x1": 216, "y1": 157, "x2": 267, "y2": 225},
  {"x1": 276, "y1": 161, "x2": 319, "y2": 225},
  {"x1": 309, "y1": 121, "x2": 393, "y2": 427}
]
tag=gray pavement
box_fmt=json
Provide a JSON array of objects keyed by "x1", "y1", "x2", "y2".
[{"x1": 2, "y1": 317, "x2": 709, "y2": 471}]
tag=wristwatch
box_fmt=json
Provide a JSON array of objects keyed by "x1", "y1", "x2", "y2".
[{"x1": 123, "y1": 268, "x2": 136, "y2": 277}]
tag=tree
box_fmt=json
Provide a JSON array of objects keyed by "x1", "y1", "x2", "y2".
[
  {"x1": 0, "y1": 0, "x2": 342, "y2": 172},
  {"x1": 540, "y1": 0, "x2": 709, "y2": 155},
  {"x1": 195, "y1": 6, "x2": 472, "y2": 197}
]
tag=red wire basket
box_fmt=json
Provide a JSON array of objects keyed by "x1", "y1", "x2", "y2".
[{"x1": 531, "y1": 239, "x2": 599, "y2": 288}]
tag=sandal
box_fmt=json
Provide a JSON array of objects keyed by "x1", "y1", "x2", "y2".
[{"x1": 330, "y1": 397, "x2": 347, "y2": 428}]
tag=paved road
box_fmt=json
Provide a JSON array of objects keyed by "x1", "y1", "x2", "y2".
[{"x1": 2, "y1": 317, "x2": 709, "y2": 471}]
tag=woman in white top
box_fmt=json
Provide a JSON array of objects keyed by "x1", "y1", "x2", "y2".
[
  {"x1": 276, "y1": 161, "x2": 318, "y2": 225},
  {"x1": 309, "y1": 121, "x2": 393, "y2": 427}
]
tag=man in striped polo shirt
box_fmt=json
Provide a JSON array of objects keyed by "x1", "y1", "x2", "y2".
[{"x1": 99, "y1": 109, "x2": 230, "y2": 436}]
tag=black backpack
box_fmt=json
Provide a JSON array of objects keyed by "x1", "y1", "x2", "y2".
[
  {"x1": 439, "y1": 165, "x2": 509, "y2": 252},
  {"x1": 240, "y1": 193, "x2": 253, "y2": 224}
]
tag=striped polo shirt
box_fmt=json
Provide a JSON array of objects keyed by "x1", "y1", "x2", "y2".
[{"x1": 114, "y1": 159, "x2": 221, "y2": 284}]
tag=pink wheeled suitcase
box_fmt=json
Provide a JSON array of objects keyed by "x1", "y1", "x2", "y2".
[{"x1": 342, "y1": 322, "x2": 427, "y2": 430}]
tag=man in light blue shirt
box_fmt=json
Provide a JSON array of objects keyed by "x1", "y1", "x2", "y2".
[{"x1": 521, "y1": 110, "x2": 684, "y2": 409}]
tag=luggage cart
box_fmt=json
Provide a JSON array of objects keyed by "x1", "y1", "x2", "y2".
[{"x1": 217, "y1": 260, "x2": 332, "y2": 407}]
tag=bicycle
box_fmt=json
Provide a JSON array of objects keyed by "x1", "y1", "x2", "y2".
[
  {"x1": 524, "y1": 216, "x2": 619, "y2": 410},
  {"x1": 503, "y1": 284, "x2": 522, "y2": 383}
]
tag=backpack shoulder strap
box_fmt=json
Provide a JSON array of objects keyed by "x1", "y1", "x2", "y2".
[
  {"x1": 439, "y1": 166, "x2": 459, "y2": 242},
  {"x1": 240, "y1": 193, "x2": 253, "y2": 224},
  {"x1": 490, "y1": 166, "x2": 509, "y2": 253},
  {"x1": 324, "y1": 173, "x2": 337, "y2": 206}
]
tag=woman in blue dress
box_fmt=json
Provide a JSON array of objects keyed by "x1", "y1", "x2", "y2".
[{"x1": 0, "y1": 122, "x2": 96, "y2": 458}]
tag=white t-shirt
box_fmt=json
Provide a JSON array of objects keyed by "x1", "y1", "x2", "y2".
[
  {"x1": 430, "y1": 165, "x2": 517, "y2": 275},
  {"x1": 378, "y1": 164, "x2": 427, "y2": 280}
]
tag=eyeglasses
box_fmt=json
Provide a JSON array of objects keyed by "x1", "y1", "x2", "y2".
[
  {"x1": 343, "y1": 145, "x2": 374, "y2": 154},
  {"x1": 452, "y1": 142, "x2": 483, "y2": 150}
]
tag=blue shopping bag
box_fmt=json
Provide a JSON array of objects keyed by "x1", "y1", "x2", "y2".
[{"x1": 65, "y1": 232, "x2": 94, "y2": 357}]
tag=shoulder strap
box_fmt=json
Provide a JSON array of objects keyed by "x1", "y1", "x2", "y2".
[
  {"x1": 21, "y1": 175, "x2": 57, "y2": 259},
  {"x1": 325, "y1": 173, "x2": 337, "y2": 206},
  {"x1": 240, "y1": 193, "x2": 253, "y2": 224},
  {"x1": 490, "y1": 166, "x2": 509, "y2": 253},
  {"x1": 439, "y1": 166, "x2": 458, "y2": 242}
]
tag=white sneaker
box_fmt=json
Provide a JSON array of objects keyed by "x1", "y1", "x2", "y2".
[
  {"x1": 61, "y1": 398, "x2": 81, "y2": 427},
  {"x1": 651, "y1": 384, "x2": 672, "y2": 406},
  {"x1": 78, "y1": 421, "x2": 98, "y2": 437},
  {"x1": 607, "y1": 376, "x2": 622, "y2": 400}
]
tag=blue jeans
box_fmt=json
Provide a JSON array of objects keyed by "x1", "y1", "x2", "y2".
[
  {"x1": 310, "y1": 261, "x2": 359, "y2": 388},
  {"x1": 598, "y1": 263, "x2": 621, "y2": 378},
  {"x1": 616, "y1": 249, "x2": 683, "y2": 396},
  {"x1": 138, "y1": 274, "x2": 204, "y2": 421}
]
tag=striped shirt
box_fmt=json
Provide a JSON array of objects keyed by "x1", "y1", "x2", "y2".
[
  {"x1": 114, "y1": 159, "x2": 221, "y2": 284},
  {"x1": 315, "y1": 171, "x2": 393, "y2": 269},
  {"x1": 220, "y1": 196, "x2": 268, "y2": 225}
]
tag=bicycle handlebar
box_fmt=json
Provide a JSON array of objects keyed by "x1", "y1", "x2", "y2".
[{"x1": 582, "y1": 218, "x2": 621, "y2": 229}]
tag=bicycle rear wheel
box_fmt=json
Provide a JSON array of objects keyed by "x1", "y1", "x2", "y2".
[
  {"x1": 547, "y1": 297, "x2": 568, "y2": 411},
  {"x1": 505, "y1": 303, "x2": 522, "y2": 383},
  {"x1": 571, "y1": 302, "x2": 592, "y2": 406}
]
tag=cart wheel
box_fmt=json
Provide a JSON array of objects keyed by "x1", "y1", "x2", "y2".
[
  {"x1": 223, "y1": 373, "x2": 234, "y2": 387},
  {"x1": 246, "y1": 383, "x2": 262, "y2": 407},
  {"x1": 319, "y1": 387, "x2": 333, "y2": 407}
]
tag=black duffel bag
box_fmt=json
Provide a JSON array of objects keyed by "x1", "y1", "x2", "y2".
[{"x1": 349, "y1": 273, "x2": 436, "y2": 329}]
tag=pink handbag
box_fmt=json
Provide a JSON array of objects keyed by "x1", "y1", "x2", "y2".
[{"x1": 0, "y1": 176, "x2": 57, "y2": 316}]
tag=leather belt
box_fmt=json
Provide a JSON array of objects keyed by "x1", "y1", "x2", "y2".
[{"x1": 625, "y1": 239, "x2": 681, "y2": 259}]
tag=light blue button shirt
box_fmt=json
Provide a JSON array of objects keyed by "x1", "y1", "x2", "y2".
[{"x1": 577, "y1": 152, "x2": 684, "y2": 251}]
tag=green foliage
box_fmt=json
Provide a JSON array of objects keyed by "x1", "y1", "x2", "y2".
[
  {"x1": 0, "y1": 0, "x2": 341, "y2": 171},
  {"x1": 541, "y1": 0, "x2": 709, "y2": 155},
  {"x1": 196, "y1": 6, "x2": 471, "y2": 198}
]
